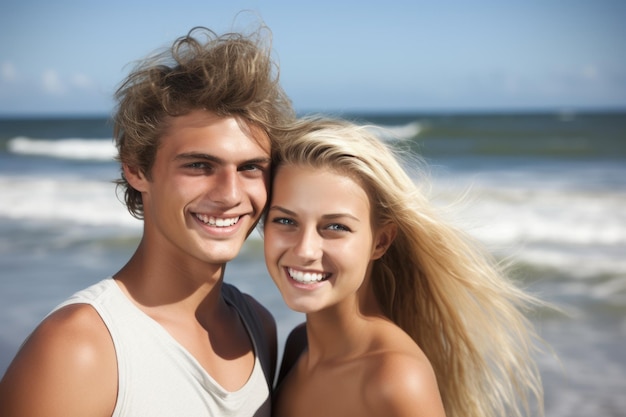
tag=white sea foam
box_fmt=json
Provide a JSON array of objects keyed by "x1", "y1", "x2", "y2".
[
  {"x1": 7, "y1": 136, "x2": 116, "y2": 161},
  {"x1": 366, "y1": 121, "x2": 422, "y2": 141},
  {"x1": 458, "y1": 187, "x2": 626, "y2": 247},
  {"x1": 5, "y1": 123, "x2": 420, "y2": 160},
  {"x1": 2, "y1": 162, "x2": 625, "y2": 279},
  {"x1": 2, "y1": 128, "x2": 625, "y2": 282},
  {"x1": 0, "y1": 175, "x2": 140, "y2": 228}
]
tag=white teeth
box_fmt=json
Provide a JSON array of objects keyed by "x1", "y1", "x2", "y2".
[
  {"x1": 196, "y1": 214, "x2": 239, "y2": 227},
  {"x1": 288, "y1": 268, "x2": 328, "y2": 284}
]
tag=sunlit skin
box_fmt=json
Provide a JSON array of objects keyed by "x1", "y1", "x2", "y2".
[
  {"x1": 264, "y1": 165, "x2": 446, "y2": 417},
  {"x1": 116, "y1": 110, "x2": 272, "y2": 388},
  {"x1": 126, "y1": 110, "x2": 271, "y2": 271},
  {"x1": 264, "y1": 167, "x2": 376, "y2": 313},
  {"x1": 0, "y1": 110, "x2": 276, "y2": 417}
]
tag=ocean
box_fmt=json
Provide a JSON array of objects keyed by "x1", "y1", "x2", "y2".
[{"x1": 1, "y1": 111, "x2": 625, "y2": 416}]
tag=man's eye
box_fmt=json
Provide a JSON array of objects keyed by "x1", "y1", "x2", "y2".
[
  {"x1": 241, "y1": 163, "x2": 269, "y2": 173},
  {"x1": 240, "y1": 164, "x2": 259, "y2": 171},
  {"x1": 186, "y1": 162, "x2": 211, "y2": 170}
]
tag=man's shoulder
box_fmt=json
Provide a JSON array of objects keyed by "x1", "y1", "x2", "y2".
[
  {"x1": 221, "y1": 283, "x2": 277, "y2": 386},
  {"x1": 222, "y1": 283, "x2": 274, "y2": 324},
  {"x1": 0, "y1": 303, "x2": 118, "y2": 416},
  {"x1": 20, "y1": 303, "x2": 115, "y2": 372}
]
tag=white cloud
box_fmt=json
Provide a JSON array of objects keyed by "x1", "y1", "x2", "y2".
[
  {"x1": 1, "y1": 62, "x2": 17, "y2": 82},
  {"x1": 42, "y1": 69, "x2": 65, "y2": 94},
  {"x1": 71, "y1": 73, "x2": 95, "y2": 89},
  {"x1": 582, "y1": 65, "x2": 598, "y2": 80}
]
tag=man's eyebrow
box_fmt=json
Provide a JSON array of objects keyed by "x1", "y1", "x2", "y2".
[
  {"x1": 174, "y1": 152, "x2": 221, "y2": 163},
  {"x1": 243, "y1": 157, "x2": 272, "y2": 165},
  {"x1": 174, "y1": 152, "x2": 271, "y2": 165}
]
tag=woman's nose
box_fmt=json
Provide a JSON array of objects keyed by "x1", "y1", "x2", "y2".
[{"x1": 293, "y1": 227, "x2": 322, "y2": 261}]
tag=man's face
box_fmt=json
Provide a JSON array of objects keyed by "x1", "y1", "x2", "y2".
[{"x1": 129, "y1": 110, "x2": 271, "y2": 266}]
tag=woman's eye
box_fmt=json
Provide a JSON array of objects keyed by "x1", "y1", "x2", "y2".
[
  {"x1": 327, "y1": 223, "x2": 350, "y2": 232},
  {"x1": 272, "y1": 217, "x2": 294, "y2": 226}
]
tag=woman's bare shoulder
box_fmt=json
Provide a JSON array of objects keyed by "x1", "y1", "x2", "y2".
[
  {"x1": 0, "y1": 303, "x2": 117, "y2": 416},
  {"x1": 361, "y1": 326, "x2": 447, "y2": 417}
]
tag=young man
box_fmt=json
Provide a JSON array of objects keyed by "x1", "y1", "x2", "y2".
[{"x1": 0, "y1": 26, "x2": 294, "y2": 416}]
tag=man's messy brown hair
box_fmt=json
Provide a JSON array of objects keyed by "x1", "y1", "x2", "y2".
[{"x1": 113, "y1": 25, "x2": 294, "y2": 219}]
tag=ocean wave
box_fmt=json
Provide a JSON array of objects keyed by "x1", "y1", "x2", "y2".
[
  {"x1": 2, "y1": 171, "x2": 625, "y2": 278},
  {"x1": 7, "y1": 136, "x2": 116, "y2": 161},
  {"x1": 365, "y1": 122, "x2": 422, "y2": 141},
  {"x1": 0, "y1": 175, "x2": 139, "y2": 228},
  {"x1": 4, "y1": 122, "x2": 422, "y2": 161}
]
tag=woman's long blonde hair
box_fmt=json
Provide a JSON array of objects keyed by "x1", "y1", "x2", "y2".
[{"x1": 272, "y1": 116, "x2": 544, "y2": 417}]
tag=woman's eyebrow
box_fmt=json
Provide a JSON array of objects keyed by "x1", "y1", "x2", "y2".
[{"x1": 268, "y1": 206, "x2": 360, "y2": 222}]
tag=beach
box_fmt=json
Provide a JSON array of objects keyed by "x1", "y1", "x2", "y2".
[{"x1": 1, "y1": 112, "x2": 625, "y2": 416}]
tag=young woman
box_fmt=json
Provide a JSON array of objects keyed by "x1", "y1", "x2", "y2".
[{"x1": 264, "y1": 117, "x2": 545, "y2": 417}]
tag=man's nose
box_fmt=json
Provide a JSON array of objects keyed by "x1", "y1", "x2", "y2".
[{"x1": 209, "y1": 169, "x2": 242, "y2": 206}]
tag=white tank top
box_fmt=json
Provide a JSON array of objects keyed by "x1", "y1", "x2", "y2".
[{"x1": 52, "y1": 278, "x2": 272, "y2": 417}]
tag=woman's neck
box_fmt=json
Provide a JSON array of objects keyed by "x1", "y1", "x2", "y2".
[{"x1": 303, "y1": 286, "x2": 388, "y2": 365}]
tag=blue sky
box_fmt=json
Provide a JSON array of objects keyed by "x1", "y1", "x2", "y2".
[{"x1": 1, "y1": 0, "x2": 624, "y2": 116}]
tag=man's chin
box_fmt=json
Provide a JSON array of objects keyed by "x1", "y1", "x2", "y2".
[{"x1": 203, "y1": 240, "x2": 248, "y2": 265}]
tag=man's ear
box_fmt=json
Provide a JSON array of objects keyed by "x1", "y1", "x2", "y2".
[
  {"x1": 372, "y1": 223, "x2": 397, "y2": 260},
  {"x1": 123, "y1": 163, "x2": 149, "y2": 192}
]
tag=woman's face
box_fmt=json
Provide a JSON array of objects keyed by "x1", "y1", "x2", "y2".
[{"x1": 264, "y1": 164, "x2": 390, "y2": 314}]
